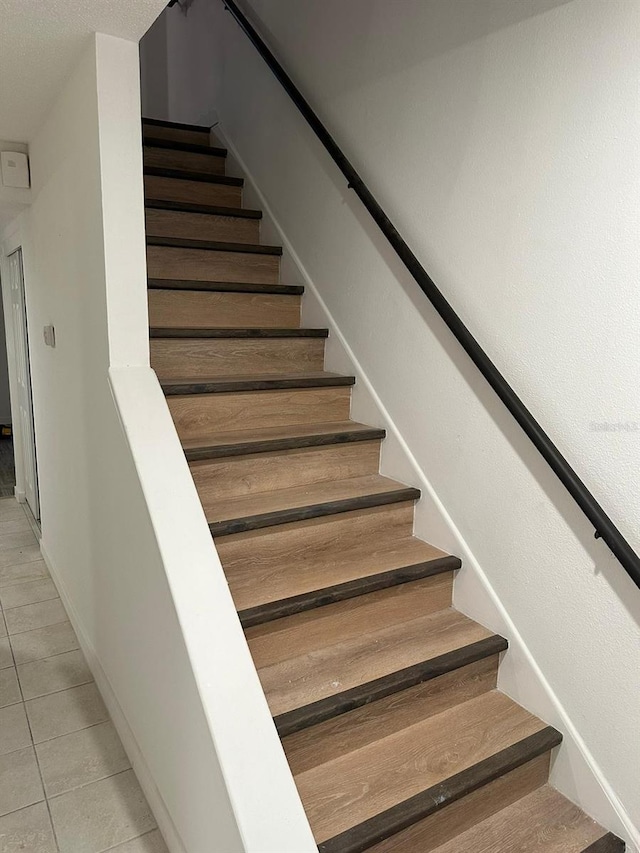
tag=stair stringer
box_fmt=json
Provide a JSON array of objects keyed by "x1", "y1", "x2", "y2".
[{"x1": 216, "y1": 122, "x2": 638, "y2": 853}]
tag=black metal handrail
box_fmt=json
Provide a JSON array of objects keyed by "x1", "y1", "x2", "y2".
[{"x1": 221, "y1": 0, "x2": 640, "y2": 590}]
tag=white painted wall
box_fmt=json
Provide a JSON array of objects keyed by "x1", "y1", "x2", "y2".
[
  {"x1": 139, "y1": 2, "x2": 221, "y2": 127},
  {"x1": 140, "y1": 13, "x2": 169, "y2": 121},
  {"x1": 143, "y1": 0, "x2": 640, "y2": 845},
  {"x1": 2, "y1": 32, "x2": 314, "y2": 853}
]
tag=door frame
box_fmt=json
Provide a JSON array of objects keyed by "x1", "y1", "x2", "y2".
[{"x1": 0, "y1": 218, "x2": 40, "y2": 518}]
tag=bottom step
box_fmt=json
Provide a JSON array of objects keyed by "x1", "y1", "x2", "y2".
[{"x1": 425, "y1": 785, "x2": 624, "y2": 853}]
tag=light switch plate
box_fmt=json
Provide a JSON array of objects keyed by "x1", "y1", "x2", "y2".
[
  {"x1": 43, "y1": 325, "x2": 56, "y2": 348},
  {"x1": 1, "y1": 151, "x2": 30, "y2": 188}
]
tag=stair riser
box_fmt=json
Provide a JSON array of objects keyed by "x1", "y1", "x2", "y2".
[
  {"x1": 150, "y1": 337, "x2": 326, "y2": 379},
  {"x1": 144, "y1": 147, "x2": 226, "y2": 175},
  {"x1": 217, "y1": 502, "x2": 417, "y2": 555},
  {"x1": 168, "y1": 387, "x2": 353, "y2": 439},
  {"x1": 365, "y1": 753, "x2": 551, "y2": 853},
  {"x1": 145, "y1": 174, "x2": 242, "y2": 207},
  {"x1": 190, "y1": 441, "x2": 382, "y2": 503},
  {"x1": 147, "y1": 245, "x2": 280, "y2": 285},
  {"x1": 145, "y1": 208, "x2": 261, "y2": 243},
  {"x1": 283, "y1": 656, "x2": 500, "y2": 776},
  {"x1": 249, "y1": 575, "x2": 456, "y2": 664},
  {"x1": 148, "y1": 289, "x2": 301, "y2": 329},
  {"x1": 143, "y1": 125, "x2": 210, "y2": 145}
]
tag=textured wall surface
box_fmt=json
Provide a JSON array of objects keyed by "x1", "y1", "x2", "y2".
[{"x1": 0, "y1": 0, "x2": 166, "y2": 140}]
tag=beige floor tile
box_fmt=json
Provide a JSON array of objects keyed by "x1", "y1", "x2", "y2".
[
  {"x1": 0, "y1": 579, "x2": 58, "y2": 610},
  {"x1": 0, "y1": 561, "x2": 49, "y2": 590},
  {"x1": 49, "y1": 770, "x2": 156, "y2": 853},
  {"x1": 0, "y1": 747, "x2": 44, "y2": 817},
  {"x1": 11, "y1": 622, "x2": 79, "y2": 665},
  {"x1": 0, "y1": 532, "x2": 38, "y2": 554},
  {"x1": 0, "y1": 639, "x2": 12, "y2": 670},
  {"x1": 0, "y1": 615, "x2": 5, "y2": 639},
  {"x1": 0, "y1": 703, "x2": 32, "y2": 756},
  {"x1": 0, "y1": 801, "x2": 57, "y2": 853},
  {"x1": 18, "y1": 650, "x2": 92, "y2": 700},
  {"x1": 0, "y1": 516, "x2": 32, "y2": 536},
  {"x1": 0, "y1": 547, "x2": 43, "y2": 572},
  {"x1": 0, "y1": 668, "x2": 21, "y2": 708},
  {"x1": 0, "y1": 501, "x2": 26, "y2": 521},
  {"x1": 109, "y1": 829, "x2": 169, "y2": 853},
  {"x1": 26, "y1": 683, "x2": 108, "y2": 744},
  {"x1": 4, "y1": 600, "x2": 66, "y2": 636},
  {"x1": 37, "y1": 721, "x2": 130, "y2": 797}
]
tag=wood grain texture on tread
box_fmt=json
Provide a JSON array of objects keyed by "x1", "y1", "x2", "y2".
[
  {"x1": 366, "y1": 754, "x2": 551, "y2": 852},
  {"x1": 427, "y1": 785, "x2": 622, "y2": 853},
  {"x1": 203, "y1": 473, "x2": 420, "y2": 535},
  {"x1": 145, "y1": 207, "x2": 260, "y2": 243},
  {"x1": 150, "y1": 336, "x2": 326, "y2": 378},
  {"x1": 150, "y1": 327, "x2": 327, "y2": 338},
  {"x1": 160, "y1": 372, "x2": 355, "y2": 396},
  {"x1": 146, "y1": 245, "x2": 280, "y2": 285},
  {"x1": 246, "y1": 589, "x2": 500, "y2": 722},
  {"x1": 190, "y1": 441, "x2": 381, "y2": 503},
  {"x1": 144, "y1": 174, "x2": 242, "y2": 207},
  {"x1": 200, "y1": 438, "x2": 373, "y2": 506},
  {"x1": 145, "y1": 198, "x2": 261, "y2": 218},
  {"x1": 143, "y1": 146, "x2": 226, "y2": 175},
  {"x1": 283, "y1": 656, "x2": 500, "y2": 776},
  {"x1": 167, "y1": 386, "x2": 352, "y2": 439},
  {"x1": 215, "y1": 501, "x2": 457, "y2": 623},
  {"x1": 181, "y1": 420, "x2": 385, "y2": 460},
  {"x1": 147, "y1": 235, "x2": 281, "y2": 255},
  {"x1": 144, "y1": 166, "x2": 242, "y2": 185},
  {"x1": 294, "y1": 689, "x2": 555, "y2": 848},
  {"x1": 148, "y1": 289, "x2": 301, "y2": 328}
]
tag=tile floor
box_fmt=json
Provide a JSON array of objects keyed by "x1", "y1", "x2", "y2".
[{"x1": 0, "y1": 498, "x2": 167, "y2": 853}]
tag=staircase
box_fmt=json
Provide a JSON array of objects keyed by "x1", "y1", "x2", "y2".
[{"x1": 142, "y1": 116, "x2": 624, "y2": 853}]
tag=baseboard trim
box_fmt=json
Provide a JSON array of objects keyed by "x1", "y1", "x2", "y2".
[{"x1": 39, "y1": 540, "x2": 187, "y2": 853}]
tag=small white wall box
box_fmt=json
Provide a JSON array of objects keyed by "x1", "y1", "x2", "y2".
[{"x1": 1, "y1": 151, "x2": 30, "y2": 188}]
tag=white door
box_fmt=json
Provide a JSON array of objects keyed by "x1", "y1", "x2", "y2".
[{"x1": 6, "y1": 249, "x2": 39, "y2": 519}]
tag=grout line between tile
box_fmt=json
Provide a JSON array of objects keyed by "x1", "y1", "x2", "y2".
[
  {"x1": 23, "y1": 689, "x2": 62, "y2": 853},
  {"x1": 44, "y1": 767, "x2": 134, "y2": 804},
  {"x1": 21, "y1": 676, "x2": 95, "y2": 702},
  {"x1": 6, "y1": 614, "x2": 69, "y2": 637}
]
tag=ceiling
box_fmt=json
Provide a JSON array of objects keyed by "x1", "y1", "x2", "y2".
[{"x1": 0, "y1": 0, "x2": 167, "y2": 142}]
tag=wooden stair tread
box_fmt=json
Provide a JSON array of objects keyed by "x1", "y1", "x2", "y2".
[
  {"x1": 142, "y1": 117, "x2": 210, "y2": 133},
  {"x1": 182, "y1": 420, "x2": 383, "y2": 458},
  {"x1": 144, "y1": 165, "x2": 244, "y2": 186},
  {"x1": 146, "y1": 235, "x2": 282, "y2": 255},
  {"x1": 203, "y1": 473, "x2": 420, "y2": 534},
  {"x1": 145, "y1": 198, "x2": 262, "y2": 218},
  {"x1": 143, "y1": 138, "x2": 227, "y2": 157},
  {"x1": 150, "y1": 327, "x2": 327, "y2": 339},
  {"x1": 160, "y1": 372, "x2": 355, "y2": 395},
  {"x1": 291, "y1": 689, "x2": 558, "y2": 848},
  {"x1": 282, "y1": 657, "x2": 500, "y2": 776},
  {"x1": 148, "y1": 278, "x2": 303, "y2": 294},
  {"x1": 428, "y1": 785, "x2": 622, "y2": 853},
  {"x1": 218, "y1": 514, "x2": 457, "y2": 622},
  {"x1": 246, "y1": 590, "x2": 503, "y2": 725}
]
